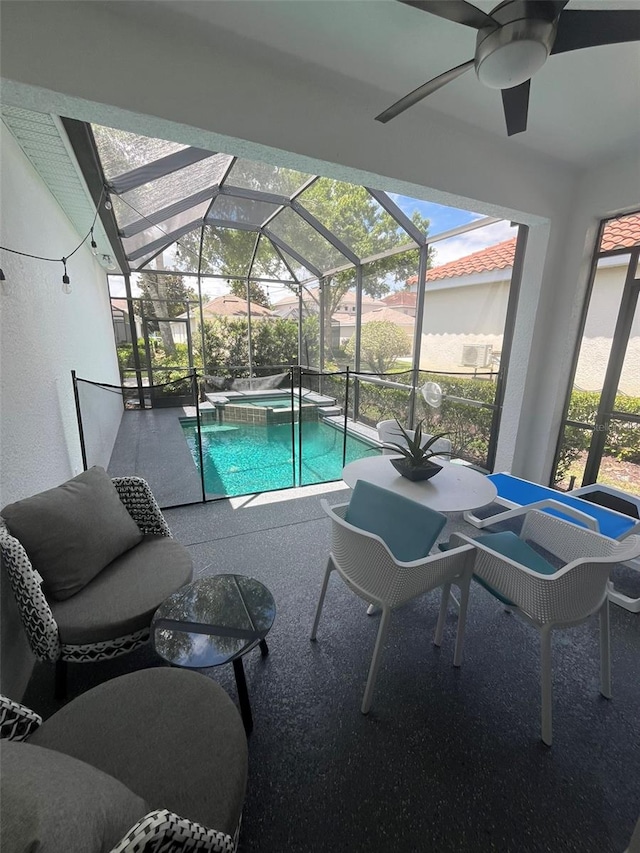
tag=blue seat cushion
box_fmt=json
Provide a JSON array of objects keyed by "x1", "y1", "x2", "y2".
[
  {"x1": 474, "y1": 531, "x2": 556, "y2": 604},
  {"x1": 345, "y1": 479, "x2": 446, "y2": 563},
  {"x1": 489, "y1": 473, "x2": 636, "y2": 540},
  {"x1": 440, "y1": 530, "x2": 556, "y2": 605}
]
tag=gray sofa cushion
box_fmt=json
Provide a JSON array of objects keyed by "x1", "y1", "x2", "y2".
[
  {"x1": 30, "y1": 668, "x2": 248, "y2": 837},
  {"x1": 0, "y1": 739, "x2": 148, "y2": 853},
  {"x1": 1, "y1": 467, "x2": 143, "y2": 601},
  {"x1": 50, "y1": 535, "x2": 193, "y2": 644}
]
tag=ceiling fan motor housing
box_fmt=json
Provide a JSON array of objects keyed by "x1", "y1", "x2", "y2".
[{"x1": 475, "y1": 0, "x2": 558, "y2": 89}]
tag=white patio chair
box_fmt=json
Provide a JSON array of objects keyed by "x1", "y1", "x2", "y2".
[
  {"x1": 311, "y1": 496, "x2": 475, "y2": 714},
  {"x1": 376, "y1": 419, "x2": 452, "y2": 457},
  {"x1": 447, "y1": 510, "x2": 640, "y2": 745}
]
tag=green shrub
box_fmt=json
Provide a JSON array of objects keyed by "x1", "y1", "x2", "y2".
[
  {"x1": 116, "y1": 344, "x2": 133, "y2": 371},
  {"x1": 554, "y1": 389, "x2": 640, "y2": 484}
]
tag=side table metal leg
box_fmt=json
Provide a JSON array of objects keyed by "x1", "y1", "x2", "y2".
[
  {"x1": 259, "y1": 638, "x2": 269, "y2": 657},
  {"x1": 232, "y1": 657, "x2": 253, "y2": 734}
]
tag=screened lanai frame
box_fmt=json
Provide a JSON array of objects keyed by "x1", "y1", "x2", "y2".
[{"x1": 63, "y1": 117, "x2": 526, "y2": 470}]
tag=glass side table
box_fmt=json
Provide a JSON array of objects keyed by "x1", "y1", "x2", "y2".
[{"x1": 152, "y1": 574, "x2": 276, "y2": 732}]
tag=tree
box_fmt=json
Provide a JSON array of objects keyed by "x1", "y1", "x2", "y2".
[
  {"x1": 179, "y1": 178, "x2": 433, "y2": 362},
  {"x1": 346, "y1": 321, "x2": 411, "y2": 373},
  {"x1": 135, "y1": 272, "x2": 203, "y2": 357},
  {"x1": 195, "y1": 317, "x2": 298, "y2": 375},
  {"x1": 228, "y1": 279, "x2": 271, "y2": 308}
]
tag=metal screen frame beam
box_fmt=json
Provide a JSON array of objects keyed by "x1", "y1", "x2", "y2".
[
  {"x1": 291, "y1": 201, "x2": 359, "y2": 265},
  {"x1": 218, "y1": 184, "x2": 291, "y2": 207},
  {"x1": 268, "y1": 237, "x2": 300, "y2": 284},
  {"x1": 205, "y1": 218, "x2": 258, "y2": 233},
  {"x1": 127, "y1": 219, "x2": 203, "y2": 262},
  {"x1": 108, "y1": 148, "x2": 216, "y2": 195},
  {"x1": 365, "y1": 188, "x2": 426, "y2": 245},
  {"x1": 120, "y1": 187, "x2": 219, "y2": 237},
  {"x1": 262, "y1": 229, "x2": 322, "y2": 278},
  {"x1": 428, "y1": 216, "x2": 502, "y2": 244},
  {"x1": 485, "y1": 223, "x2": 528, "y2": 471}
]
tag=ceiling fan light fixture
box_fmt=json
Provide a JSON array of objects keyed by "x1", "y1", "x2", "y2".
[
  {"x1": 475, "y1": 17, "x2": 556, "y2": 90},
  {"x1": 477, "y1": 39, "x2": 548, "y2": 88}
]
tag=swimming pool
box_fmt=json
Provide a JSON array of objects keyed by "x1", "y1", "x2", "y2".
[{"x1": 181, "y1": 418, "x2": 380, "y2": 497}]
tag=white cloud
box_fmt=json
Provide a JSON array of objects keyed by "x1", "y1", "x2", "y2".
[{"x1": 431, "y1": 221, "x2": 517, "y2": 267}]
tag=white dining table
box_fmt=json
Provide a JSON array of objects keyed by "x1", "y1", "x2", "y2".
[{"x1": 342, "y1": 455, "x2": 497, "y2": 513}]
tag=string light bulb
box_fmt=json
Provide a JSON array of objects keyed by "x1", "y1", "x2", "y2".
[
  {"x1": 100, "y1": 254, "x2": 117, "y2": 271},
  {"x1": 90, "y1": 228, "x2": 99, "y2": 256},
  {"x1": 0, "y1": 268, "x2": 5, "y2": 282},
  {"x1": 104, "y1": 192, "x2": 112, "y2": 211},
  {"x1": 62, "y1": 258, "x2": 71, "y2": 294}
]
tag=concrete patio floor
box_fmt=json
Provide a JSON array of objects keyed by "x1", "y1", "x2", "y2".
[{"x1": 24, "y1": 482, "x2": 640, "y2": 853}]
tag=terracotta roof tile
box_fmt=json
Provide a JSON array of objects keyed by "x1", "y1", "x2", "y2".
[
  {"x1": 405, "y1": 213, "x2": 640, "y2": 286},
  {"x1": 202, "y1": 295, "x2": 274, "y2": 317},
  {"x1": 360, "y1": 307, "x2": 415, "y2": 326},
  {"x1": 382, "y1": 291, "x2": 416, "y2": 307},
  {"x1": 407, "y1": 238, "x2": 517, "y2": 285},
  {"x1": 601, "y1": 212, "x2": 640, "y2": 251}
]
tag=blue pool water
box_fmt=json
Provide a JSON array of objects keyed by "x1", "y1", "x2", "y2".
[{"x1": 181, "y1": 419, "x2": 380, "y2": 497}]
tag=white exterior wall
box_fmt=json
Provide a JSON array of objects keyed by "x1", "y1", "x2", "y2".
[
  {"x1": 420, "y1": 275, "x2": 510, "y2": 372},
  {"x1": 575, "y1": 260, "x2": 640, "y2": 395},
  {"x1": 0, "y1": 125, "x2": 122, "y2": 698},
  {"x1": 417, "y1": 257, "x2": 639, "y2": 390}
]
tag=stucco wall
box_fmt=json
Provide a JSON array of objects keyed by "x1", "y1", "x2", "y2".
[
  {"x1": 0, "y1": 124, "x2": 123, "y2": 698},
  {"x1": 576, "y1": 262, "x2": 640, "y2": 395},
  {"x1": 417, "y1": 256, "x2": 640, "y2": 390}
]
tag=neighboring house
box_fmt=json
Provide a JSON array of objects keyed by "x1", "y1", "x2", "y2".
[
  {"x1": 171, "y1": 294, "x2": 275, "y2": 344},
  {"x1": 406, "y1": 216, "x2": 640, "y2": 392},
  {"x1": 272, "y1": 286, "x2": 385, "y2": 318},
  {"x1": 334, "y1": 306, "x2": 415, "y2": 350},
  {"x1": 110, "y1": 299, "x2": 140, "y2": 345},
  {"x1": 200, "y1": 295, "x2": 275, "y2": 319},
  {"x1": 381, "y1": 291, "x2": 417, "y2": 317}
]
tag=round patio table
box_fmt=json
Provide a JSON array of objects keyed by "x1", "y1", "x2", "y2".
[
  {"x1": 342, "y1": 455, "x2": 497, "y2": 513},
  {"x1": 152, "y1": 574, "x2": 276, "y2": 733}
]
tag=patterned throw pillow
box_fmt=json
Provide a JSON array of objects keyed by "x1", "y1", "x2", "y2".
[
  {"x1": 109, "y1": 810, "x2": 237, "y2": 853},
  {"x1": 0, "y1": 695, "x2": 42, "y2": 742}
]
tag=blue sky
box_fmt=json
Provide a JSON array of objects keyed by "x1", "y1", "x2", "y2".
[
  {"x1": 389, "y1": 194, "x2": 482, "y2": 235},
  {"x1": 389, "y1": 193, "x2": 516, "y2": 269}
]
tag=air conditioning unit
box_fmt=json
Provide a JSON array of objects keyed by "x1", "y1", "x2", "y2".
[{"x1": 461, "y1": 344, "x2": 493, "y2": 368}]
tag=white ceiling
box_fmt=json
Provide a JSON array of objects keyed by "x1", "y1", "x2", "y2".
[{"x1": 153, "y1": 0, "x2": 640, "y2": 168}]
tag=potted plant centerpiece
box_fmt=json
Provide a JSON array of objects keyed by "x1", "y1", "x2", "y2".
[{"x1": 383, "y1": 419, "x2": 451, "y2": 482}]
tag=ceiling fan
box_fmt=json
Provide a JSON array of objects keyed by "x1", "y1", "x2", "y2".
[{"x1": 376, "y1": 0, "x2": 640, "y2": 135}]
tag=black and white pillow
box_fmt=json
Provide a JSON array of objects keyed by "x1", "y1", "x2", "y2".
[
  {"x1": 0, "y1": 694, "x2": 42, "y2": 741},
  {"x1": 109, "y1": 810, "x2": 237, "y2": 853}
]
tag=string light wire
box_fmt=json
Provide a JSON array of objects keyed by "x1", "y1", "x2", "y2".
[{"x1": 0, "y1": 186, "x2": 108, "y2": 284}]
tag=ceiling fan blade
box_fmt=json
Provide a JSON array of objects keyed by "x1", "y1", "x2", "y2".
[
  {"x1": 501, "y1": 80, "x2": 530, "y2": 137},
  {"x1": 522, "y1": 1, "x2": 569, "y2": 23},
  {"x1": 376, "y1": 59, "x2": 475, "y2": 123},
  {"x1": 398, "y1": 0, "x2": 497, "y2": 30},
  {"x1": 551, "y1": 10, "x2": 640, "y2": 54}
]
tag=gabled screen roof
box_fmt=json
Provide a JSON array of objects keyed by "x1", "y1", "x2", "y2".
[
  {"x1": 90, "y1": 124, "x2": 509, "y2": 283},
  {"x1": 91, "y1": 123, "x2": 428, "y2": 281}
]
